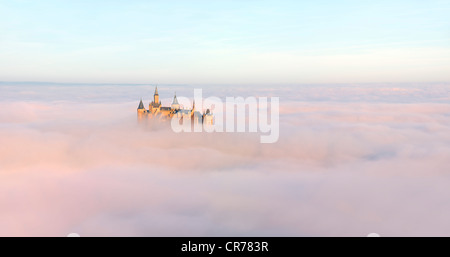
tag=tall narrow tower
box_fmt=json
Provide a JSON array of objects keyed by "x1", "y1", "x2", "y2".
[
  {"x1": 191, "y1": 100, "x2": 196, "y2": 117},
  {"x1": 154, "y1": 86, "x2": 160, "y2": 104}
]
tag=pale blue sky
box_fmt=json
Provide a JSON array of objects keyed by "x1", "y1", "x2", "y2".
[{"x1": 0, "y1": 0, "x2": 449, "y2": 84}]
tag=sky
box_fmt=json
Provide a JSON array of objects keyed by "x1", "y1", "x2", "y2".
[{"x1": 1, "y1": 0, "x2": 450, "y2": 84}]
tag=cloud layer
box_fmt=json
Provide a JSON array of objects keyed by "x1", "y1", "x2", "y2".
[{"x1": 0, "y1": 83, "x2": 449, "y2": 236}]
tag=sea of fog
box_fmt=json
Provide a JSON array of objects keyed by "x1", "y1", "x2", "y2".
[{"x1": 0, "y1": 82, "x2": 449, "y2": 236}]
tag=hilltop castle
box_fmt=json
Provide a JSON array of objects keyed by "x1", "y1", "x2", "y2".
[{"x1": 137, "y1": 86, "x2": 214, "y2": 125}]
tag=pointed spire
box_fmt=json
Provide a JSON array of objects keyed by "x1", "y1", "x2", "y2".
[
  {"x1": 154, "y1": 85, "x2": 159, "y2": 95},
  {"x1": 172, "y1": 92, "x2": 179, "y2": 105},
  {"x1": 138, "y1": 99, "x2": 145, "y2": 109},
  {"x1": 192, "y1": 100, "x2": 195, "y2": 111}
]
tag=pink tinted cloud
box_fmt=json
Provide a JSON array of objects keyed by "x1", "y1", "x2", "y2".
[{"x1": 0, "y1": 84, "x2": 449, "y2": 236}]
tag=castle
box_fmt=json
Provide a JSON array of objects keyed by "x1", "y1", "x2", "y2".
[{"x1": 137, "y1": 86, "x2": 214, "y2": 125}]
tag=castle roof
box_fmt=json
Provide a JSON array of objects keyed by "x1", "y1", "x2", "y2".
[
  {"x1": 172, "y1": 93, "x2": 179, "y2": 105},
  {"x1": 154, "y1": 86, "x2": 159, "y2": 95},
  {"x1": 138, "y1": 99, "x2": 145, "y2": 109}
]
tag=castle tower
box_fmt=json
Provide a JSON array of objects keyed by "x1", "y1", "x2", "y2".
[
  {"x1": 154, "y1": 86, "x2": 160, "y2": 104},
  {"x1": 149, "y1": 86, "x2": 162, "y2": 114},
  {"x1": 203, "y1": 109, "x2": 214, "y2": 125},
  {"x1": 190, "y1": 100, "x2": 195, "y2": 117},
  {"x1": 137, "y1": 99, "x2": 146, "y2": 122},
  {"x1": 137, "y1": 99, "x2": 146, "y2": 113},
  {"x1": 171, "y1": 92, "x2": 180, "y2": 110}
]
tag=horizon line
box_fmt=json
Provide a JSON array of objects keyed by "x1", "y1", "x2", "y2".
[{"x1": 1, "y1": 81, "x2": 449, "y2": 87}]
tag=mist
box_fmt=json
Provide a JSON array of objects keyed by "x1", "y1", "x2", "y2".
[{"x1": 0, "y1": 82, "x2": 449, "y2": 236}]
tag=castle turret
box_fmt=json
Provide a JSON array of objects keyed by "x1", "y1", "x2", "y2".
[
  {"x1": 149, "y1": 86, "x2": 162, "y2": 114},
  {"x1": 171, "y1": 92, "x2": 180, "y2": 110},
  {"x1": 137, "y1": 99, "x2": 146, "y2": 122},
  {"x1": 137, "y1": 99, "x2": 146, "y2": 113},
  {"x1": 154, "y1": 86, "x2": 160, "y2": 104},
  {"x1": 203, "y1": 109, "x2": 214, "y2": 125},
  {"x1": 190, "y1": 100, "x2": 196, "y2": 117}
]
